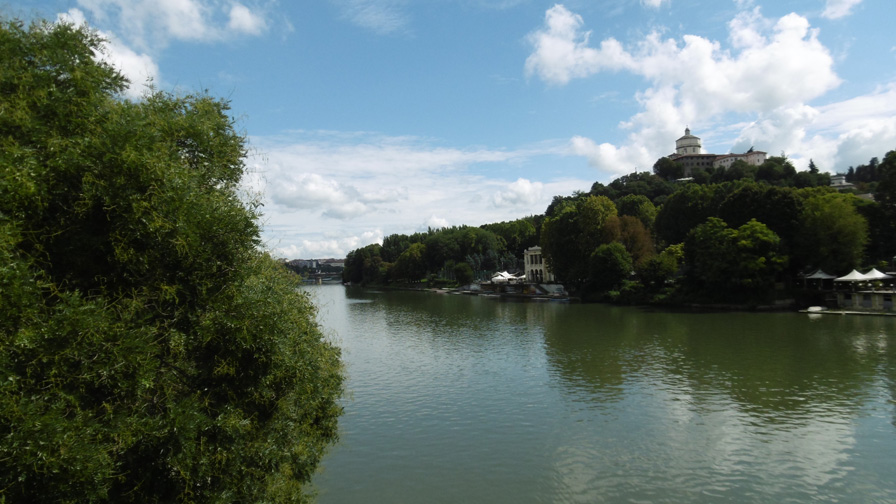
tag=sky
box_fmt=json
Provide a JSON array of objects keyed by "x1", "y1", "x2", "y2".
[{"x1": 11, "y1": 0, "x2": 896, "y2": 259}]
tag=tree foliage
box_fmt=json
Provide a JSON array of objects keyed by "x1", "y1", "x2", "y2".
[
  {"x1": 684, "y1": 218, "x2": 786, "y2": 300},
  {"x1": 541, "y1": 195, "x2": 617, "y2": 285},
  {"x1": 794, "y1": 193, "x2": 869, "y2": 274},
  {"x1": 615, "y1": 194, "x2": 657, "y2": 232},
  {"x1": 589, "y1": 242, "x2": 633, "y2": 292},
  {"x1": 0, "y1": 19, "x2": 342, "y2": 503}
]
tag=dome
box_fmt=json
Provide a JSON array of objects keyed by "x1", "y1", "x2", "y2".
[{"x1": 675, "y1": 127, "x2": 701, "y2": 155}]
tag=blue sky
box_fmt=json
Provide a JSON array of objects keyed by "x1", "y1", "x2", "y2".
[{"x1": 13, "y1": 0, "x2": 896, "y2": 259}]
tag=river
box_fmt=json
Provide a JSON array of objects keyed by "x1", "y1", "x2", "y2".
[{"x1": 307, "y1": 284, "x2": 896, "y2": 503}]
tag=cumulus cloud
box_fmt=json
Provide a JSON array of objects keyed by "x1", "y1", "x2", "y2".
[
  {"x1": 228, "y1": 3, "x2": 267, "y2": 35},
  {"x1": 526, "y1": 4, "x2": 849, "y2": 175},
  {"x1": 73, "y1": 0, "x2": 269, "y2": 50},
  {"x1": 570, "y1": 136, "x2": 654, "y2": 176},
  {"x1": 424, "y1": 215, "x2": 450, "y2": 230},
  {"x1": 821, "y1": 0, "x2": 863, "y2": 20},
  {"x1": 58, "y1": 8, "x2": 159, "y2": 99},
  {"x1": 249, "y1": 131, "x2": 589, "y2": 259},
  {"x1": 274, "y1": 229, "x2": 384, "y2": 260},
  {"x1": 492, "y1": 178, "x2": 544, "y2": 207},
  {"x1": 525, "y1": 5, "x2": 631, "y2": 85}
]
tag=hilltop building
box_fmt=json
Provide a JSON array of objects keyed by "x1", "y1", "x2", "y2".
[{"x1": 667, "y1": 128, "x2": 766, "y2": 175}]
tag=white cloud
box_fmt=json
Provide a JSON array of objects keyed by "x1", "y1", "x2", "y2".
[
  {"x1": 640, "y1": 0, "x2": 668, "y2": 8},
  {"x1": 525, "y1": 5, "x2": 632, "y2": 85},
  {"x1": 492, "y1": 178, "x2": 544, "y2": 207},
  {"x1": 731, "y1": 84, "x2": 896, "y2": 171},
  {"x1": 330, "y1": 0, "x2": 410, "y2": 35},
  {"x1": 249, "y1": 131, "x2": 589, "y2": 259},
  {"x1": 570, "y1": 136, "x2": 654, "y2": 176},
  {"x1": 423, "y1": 215, "x2": 450, "y2": 230},
  {"x1": 526, "y1": 5, "x2": 846, "y2": 175},
  {"x1": 821, "y1": 0, "x2": 863, "y2": 20},
  {"x1": 274, "y1": 229, "x2": 384, "y2": 260},
  {"x1": 73, "y1": 0, "x2": 269, "y2": 50},
  {"x1": 228, "y1": 3, "x2": 267, "y2": 35},
  {"x1": 58, "y1": 8, "x2": 159, "y2": 99}
]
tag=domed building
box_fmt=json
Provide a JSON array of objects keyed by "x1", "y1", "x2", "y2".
[
  {"x1": 667, "y1": 127, "x2": 766, "y2": 176},
  {"x1": 675, "y1": 127, "x2": 702, "y2": 155}
]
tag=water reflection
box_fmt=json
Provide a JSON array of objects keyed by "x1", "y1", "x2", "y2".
[
  {"x1": 309, "y1": 285, "x2": 896, "y2": 503},
  {"x1": 540, "y1": 304, "x2": 895, "y2": 501}
]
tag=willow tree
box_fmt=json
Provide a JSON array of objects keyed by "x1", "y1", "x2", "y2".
[{"x1": 0, "y1": 19, "x2": 342, "y2": 503}]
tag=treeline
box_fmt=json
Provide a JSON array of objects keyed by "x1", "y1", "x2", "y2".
[
  {"x1": 343, "y1": 219, "x2": 540, "y2": 286},
  {"x1": 344, "y1": 151, "x2": 896, "y2": 304}
]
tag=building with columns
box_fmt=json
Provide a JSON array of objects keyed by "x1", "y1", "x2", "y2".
[{"x1": 523, "y1": 246, "x2": 554, "y2": 283}]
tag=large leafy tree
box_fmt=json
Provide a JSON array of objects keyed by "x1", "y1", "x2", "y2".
[
  {"x1": 541, "y1": 195, "x2": 616, "y2": 286},
  {"x1": 0, "y1": 20, "x2": 342, "y2": 503},
  {"x1": 589, "y1": 242, "x2": 633, "y2": 292},
  {"x1": 684, "y1": 218, "x2": 786, "y2": 301},
  {"x1": 717, "y1": 183, "x2": 803, "y2": 264},
  {"x1": 793, "y1": 192, "x2": 869, "y2": 274},
  {"x1": 654, "y1": 183, "x2": 719, "y2": 245},
  {"x1": 615, "y1": 194, "x2": 657, "y2": 232},
  {"x1": 875, "y1": 150, "x2": 896, "y2": 214}
]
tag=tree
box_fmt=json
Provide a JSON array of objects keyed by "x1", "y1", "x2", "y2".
[
  {"x1": 344, "y1": 243, "x2": 384, "y2": 284},
  {"x1": 454, "y1": 261, "x2": 475, "y2": 285},
  {"x1": 875, "y1": 150, "x2": 896, "y2": 213},
  {"x1": 684, "y1": 218, "x2": 786, "y2": 300},
  {"x1": 589, "y1": 242, "x2": 633, "y2": 292},
  {"x1": 0, "y1": 20, "x2": 342, "y2": 502},
  {"x1": 653, "y1": 157, "x2": 685, "y2": 180},
  {"x1": 654, "y1": 183, "x2": 719, "y2": 245},
  {"x1": 794, "y1": 193, "x2": 869, "y2": 274},
  {"x1": 639, "y1": 243, "x2": 683, "y2": 289},
  {"x1": 541, "y1": 195, "x2": 617, "y2": 286},
  {"x1": 480, "y1": 218, "x2": 537, "y2": 257},
  {"x1": 717, "y1": 183, "x2": 802, "y2": 262},
  {"x1": 615, "y1": 194, "x2": 657, "y2": 232},
  {"x1": 393, "y1": 242, "x2": 428, "y2": 281},
  {"x1": 755, "y1": 156, "x2": 796, "y2": 185}
]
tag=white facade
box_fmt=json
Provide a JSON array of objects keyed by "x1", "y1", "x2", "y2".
[
  {"x1": 668, "y1": 127, "x2": 766, "y2": 175},
  {"x1": 675, "y1": 127, "x2": 702, "y2": 155},
  {"x1": 523, "y1": 246, "x2": 554, "y2": 283}
]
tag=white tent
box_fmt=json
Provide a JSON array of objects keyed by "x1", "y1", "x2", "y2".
[
  {"x1": 834, "y1": 270, "x2": 868, "y2": 282},
  {"x1": 803, "y1": 269, "x2": 836, "y2": 280},
  {"x1": 490, "y1": 271, "x2": 522, "y2": 284},
  {"x1": 863, "y1": 268, "x2": 894, "y2": 280}
]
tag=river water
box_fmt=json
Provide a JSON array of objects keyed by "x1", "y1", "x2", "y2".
[{"x1": 308, "y1": 285, "x2": 896, "y2": 503}]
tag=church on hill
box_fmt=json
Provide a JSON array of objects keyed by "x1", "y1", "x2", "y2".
[{"x1": 667, "y1": 128, "x2": 766, "y2": 175}]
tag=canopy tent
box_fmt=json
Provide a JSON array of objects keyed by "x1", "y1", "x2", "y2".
[
  {"x1": 863, "y1": 268, "x2": 893, "y2": 280},
  {"x1": 801, "y1": 268, "x2": 837, "y2": 290},
  {"x1": 802, "y1": 269, "x2": 836, "y2": 280},
  {"x1": 490, "y1": 271, "x2": 523, "y2": 284},
  {"x1": 834, "y1": 270, "x2": 868, "y2": 282}
]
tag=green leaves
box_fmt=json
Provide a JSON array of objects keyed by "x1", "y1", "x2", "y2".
[
  {"x1": 1, "y1": 19, "x2": 342, "y2": 503},
  {"x1": 684, "y1": 217, "x2": 786, "y2": 301}
]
